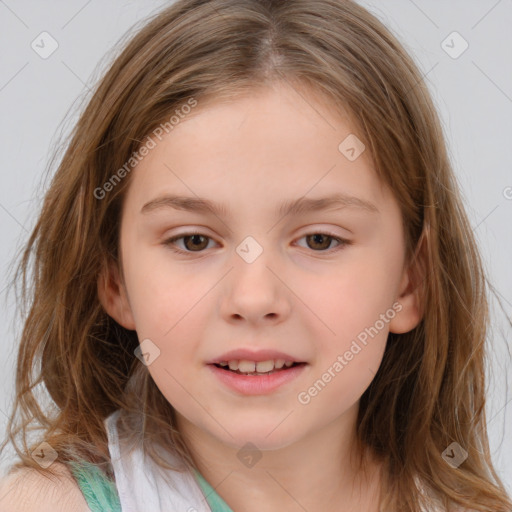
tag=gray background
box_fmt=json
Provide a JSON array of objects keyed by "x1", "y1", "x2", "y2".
[{"x1": 1, "y1": 0, "x2": 511, "y2": 492}]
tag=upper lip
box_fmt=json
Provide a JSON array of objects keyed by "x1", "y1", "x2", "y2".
[{"x1": 207, "y1": 349, "x2": 305, "y2": 365}]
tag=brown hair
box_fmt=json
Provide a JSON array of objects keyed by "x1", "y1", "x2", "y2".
[{"x1": 2, "y1": 0, "x2": 511, "y2": 510}]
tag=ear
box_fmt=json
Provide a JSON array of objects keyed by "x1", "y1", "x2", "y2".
[
  {"x1": 389, "y1": 230, "x2": 427, "y2": 334},
  {"x1": 97, "y1": 258, "x2": 136, "y2": 331}
]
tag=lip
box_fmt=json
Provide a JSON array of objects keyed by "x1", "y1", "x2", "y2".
[
  {"x1": 207, "y1": 362, "x2": 308, "y2": 395},
  {"x1": 207, "y1": 348, "x2": 305, "y2": 365}
]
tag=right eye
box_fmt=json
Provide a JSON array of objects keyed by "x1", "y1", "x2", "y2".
[{"x1": 163, "y1": 231, "x2": 217, "y2": 254}]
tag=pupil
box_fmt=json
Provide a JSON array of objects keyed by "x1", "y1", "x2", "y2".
[
  {"x1": 185, "y1": 234, "x2": 207, "y2": 251},
  {"x1": 308, "y1": 234, "x2": 330, "y2": 250}
]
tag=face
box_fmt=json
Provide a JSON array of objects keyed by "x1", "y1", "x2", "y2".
[{"x1": 102, "y1": 82, "x2": 420, "y2": 452}]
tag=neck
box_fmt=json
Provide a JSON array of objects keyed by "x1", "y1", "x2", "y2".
[{"x1": 176, "y1": 402, "x2": 384, "y2": 512}]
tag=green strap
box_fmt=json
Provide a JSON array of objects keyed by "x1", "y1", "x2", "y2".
[
  {"x1": 68, "y1": 459, "x2": 232, "y2": 512},
  {"x1": 193, "y1": 469, "x2": 235, "y2": 512},
  {"x1": 68, "y1": 460, "x2": 122, "y2": 512}
]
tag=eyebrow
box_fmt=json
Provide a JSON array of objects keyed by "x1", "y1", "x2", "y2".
[{"x1": 140, "y1": 193, "x2": 379, "y2": 218}]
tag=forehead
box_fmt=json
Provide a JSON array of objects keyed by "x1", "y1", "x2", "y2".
[{"x1": 122, "y1": 82, "x2": 389, "y2": 218}]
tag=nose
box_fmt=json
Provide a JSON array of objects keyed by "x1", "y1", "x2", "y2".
[{"x1": 219, "y1": 243, "x2": 291, "y2": 326}]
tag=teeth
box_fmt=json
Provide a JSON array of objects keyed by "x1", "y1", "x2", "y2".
[
  {"x1": 255, "y1": 360, "x2": 274, "y2": 373},
  {"x1": 218, "y1": 359, "x2": 297, "y2": 373},
  {"x1": 238, "y1": 360, "x2": 256, "y2": 373}
]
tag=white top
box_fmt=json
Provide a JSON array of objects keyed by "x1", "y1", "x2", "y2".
[{"x1": 105, "y1": 409, "x2": 212, "y2": 512}]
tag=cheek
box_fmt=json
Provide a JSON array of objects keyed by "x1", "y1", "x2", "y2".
[
  {"x1": 122, "y1": 248, "x2": 214, "y2": 400},
  {"x1": 123, "y1": 247, "x2": 211, "y2": 336},
  {"x1": 291, "y1": 248, "x2": 400, "y2": 400},
  {"x1": 292, "y1": 311, "x2": 388, "y2": 441},
  {"x1": 298, "y1": 253, "x2": 401, "y2": 340}
]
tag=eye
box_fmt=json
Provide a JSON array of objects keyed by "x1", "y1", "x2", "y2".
[
  {"x1": 162, "y1": 230, "x2": 352, "y2": 255},
  {"x1": 163, "y1": 231, "x2": 216, "y2": 253},
  {"x1": 295, "y1": 232, "x2": 351, "y2": 252}
]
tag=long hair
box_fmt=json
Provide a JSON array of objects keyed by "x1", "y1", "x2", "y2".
[{"x1": 2, "y1": 1, "x2": 511, "y2": 510}]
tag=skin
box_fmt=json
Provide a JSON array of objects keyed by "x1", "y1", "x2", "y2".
[{"x1": 98, "y1": 81, "x2": 423, "y2": 512}]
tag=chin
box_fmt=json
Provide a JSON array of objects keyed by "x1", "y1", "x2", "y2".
[{"x1": 213, "y1": 421, "x2": 303, "y2": 452}]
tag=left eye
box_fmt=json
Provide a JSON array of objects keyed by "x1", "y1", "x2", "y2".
[
  {"x1": 163, "y1": 231, "x2": 351, "y2": 254},
  {"x1": 295, "y1": 233, "x2": 348, "y2": 251}
]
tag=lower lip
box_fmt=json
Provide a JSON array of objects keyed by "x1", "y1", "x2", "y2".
[{"x1": 207, "y1": 363, "x2": 307, "y2": 395}]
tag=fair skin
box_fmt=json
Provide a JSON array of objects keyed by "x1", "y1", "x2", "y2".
[
  {"x1": 0, "y1": 463, "x2": 90, "y2": 512},
  {"x1": 98, "y1": 81, "x2": 423, "y2": 512}
]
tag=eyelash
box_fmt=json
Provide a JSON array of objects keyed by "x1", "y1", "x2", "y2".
[{"x1": 162, "y1": 230, "x2": 352, "y2": 255}]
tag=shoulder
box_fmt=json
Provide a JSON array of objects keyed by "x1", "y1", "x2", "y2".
[{"x1": 0, "y1": 462, "x2": 90, "y2": 512}]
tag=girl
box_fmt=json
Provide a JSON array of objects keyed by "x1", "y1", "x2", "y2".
[{"x1": 1, "y1": 0, "x2": 511, "y2": 511}]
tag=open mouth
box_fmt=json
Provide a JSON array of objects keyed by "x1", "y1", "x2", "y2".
[{"x1": 212, "y1": 362, "x2": 306, "y2": 376}]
